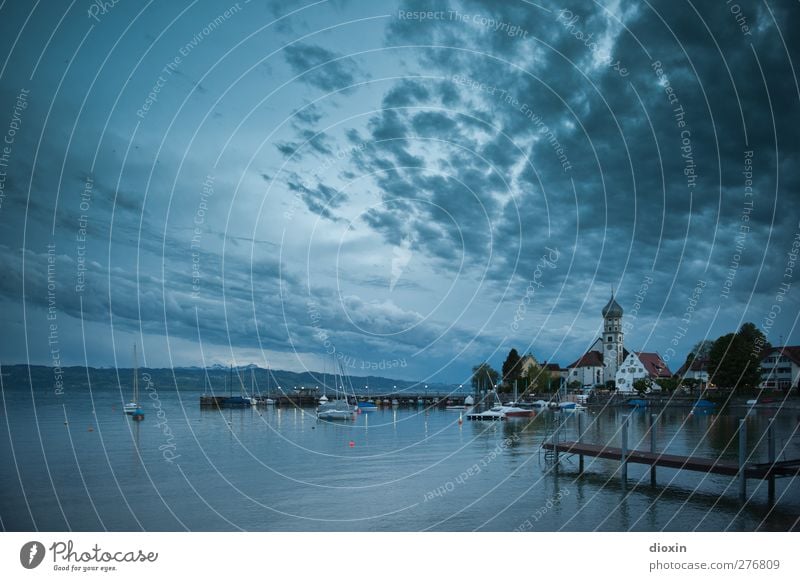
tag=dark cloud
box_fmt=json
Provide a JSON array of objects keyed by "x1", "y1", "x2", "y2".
[
  {"x1": 286, "y1": 175, "x2": 347, "y2": 221},
  {"x1": 283, "y1": 42, "x2": 361, "y2": 93},
  {"x1": 0, "y1": 0, "x2": 798, "y2": 381}
]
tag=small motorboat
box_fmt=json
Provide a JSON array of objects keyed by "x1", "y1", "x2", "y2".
[
  {"x1": 391, "y1": 399, "x2": 399, "y2": 406},
  {"x1": 466, "y1": 408, "x2": 506, "y2": 421},
  {"x1": 495, "y1": 404, "x2": 535, "y2": 417},
  {"x1": 358, "y1": 400, "x2": 377, "y2": 411},
  {"x1": 626, "y1": 398, "x2": 649, "y2": 407},
  {"x1": 693, "y1": 399, "x2": 716, "y2": 409}
]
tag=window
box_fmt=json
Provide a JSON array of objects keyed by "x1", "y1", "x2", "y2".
[{"x1": 573, "y1": 371, "x2": 578, "y2": 376}]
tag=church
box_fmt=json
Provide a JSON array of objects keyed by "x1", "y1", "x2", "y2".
[{"x1": 565, "y1": 293, "x2": 671, "y2": 391}]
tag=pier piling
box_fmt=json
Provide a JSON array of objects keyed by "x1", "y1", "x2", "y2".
[
  {"x1": 578, "y1": 412, "x2": 584, "y2": 474},
  {"x1": 650, "y1": 413, "x2": 657, "y2": 486},
  {"x1": 767, "y1": 417, "x2": 776, "y2": 504},
  {"x1": 621, "y1": 414, "x2": 629, "y2": 486},
  {"x1": 738, "y1": 418, "x2": 747, "y2": 501}
]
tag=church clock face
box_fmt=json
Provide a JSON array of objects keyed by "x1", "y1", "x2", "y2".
[{"x1": 606, "y1": 344, "x2": 613, "y2": 349}]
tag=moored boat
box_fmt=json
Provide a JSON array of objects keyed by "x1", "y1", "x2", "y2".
[
  {"x1": 466, "y1": 408, "x2": 506, "y2": 421},
  {"x1": 126, "y1": 344, "x2": 144, "y2": 420}
]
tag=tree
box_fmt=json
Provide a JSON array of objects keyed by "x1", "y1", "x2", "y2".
[
  {"x1": 708, "y1": 323, "x2": 764, "y2": 391},
  {"x1": 633, "y1": 378, "x2": 651, "y2": 395},
  {"x1": 738, "y1": 322, "x2": 770, "y2": 357},
  {"x1": 471, "y1": 363, "x2": 499, "y2": 394},
  {"x1": 523, "y1": 364, "x2": 552, "y2": 394},
  {"x1": 686, "y1": 340, "x2": 713, "y2": 362},
  {"x1": 658, "y1": 377, "x2": 680, "y2": 393},
  {"x1": 501, "y1": 349, "x2": 522, "y2": 391}
]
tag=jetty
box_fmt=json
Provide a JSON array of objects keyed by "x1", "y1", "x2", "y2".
[
  {"x1": 200, "y1": 392, "x2": 473, "y2": 408},
  {"x1": 542, "y1": 413, "x2": 800, "y2": 502}
]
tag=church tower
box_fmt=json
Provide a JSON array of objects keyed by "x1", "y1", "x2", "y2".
[{"x1": 601, "y1": 292, "x2": 624, "y2": 384}]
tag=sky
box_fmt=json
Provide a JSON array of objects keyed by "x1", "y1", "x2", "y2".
[{"x1": 0, "y1": 0, "x2": 798, "y2": 384}]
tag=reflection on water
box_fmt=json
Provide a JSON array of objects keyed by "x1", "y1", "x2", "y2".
[{"x1": 1, "y1": 384, "x2": 798, "y2": 531}]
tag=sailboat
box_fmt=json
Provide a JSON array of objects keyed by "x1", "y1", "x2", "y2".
[
  {"x1": 261, "y1": 366, "x2": 274, "y2": 405},
  {"x1": 317, "y1": 360, "x2": 355, "y2": 421},
  {"x1": 223, "y1": 365, "x2": 254, "y2": 407},
  {"x1": 124, "y1": 344, "x2": 145, "y2": 420}
]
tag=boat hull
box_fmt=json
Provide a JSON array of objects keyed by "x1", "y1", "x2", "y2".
[
  {"x1": 317, "y1": 411, "x2": 354, "y2": 420},
  {"x1": 504, "y1": 409, "x2": 535, "y2": 417},
  {"x1": 466, "y1": 411, "x2": 506, "y2": 421}
]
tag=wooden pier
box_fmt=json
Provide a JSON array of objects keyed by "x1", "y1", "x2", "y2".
[
  {"x1": 541, "y1": 440, "x2": 800, "y2": 479},
  {"x1": 542, "y1": 413, "x2": 800, "y2": 502}
]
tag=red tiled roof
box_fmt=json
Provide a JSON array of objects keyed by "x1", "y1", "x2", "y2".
[
  {"x1": 761, "y1": 346, "x2": 800, "y2": 366},
  {"x1": 676, "y1": 357, "x2": 709, "y2": 376},
  {"x1": 567, "y1": 351, "x2": 603, "y2": 369},
  {"x1": 636, "y1": 352, "x2": 672, "y2": 378}
]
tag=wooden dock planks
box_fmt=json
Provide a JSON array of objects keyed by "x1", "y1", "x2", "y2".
[{"x1": 541, "y1": 440, "x2": 800, "y2": 479}]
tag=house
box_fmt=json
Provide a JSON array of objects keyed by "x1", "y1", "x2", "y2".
[
  {"x1": 518, "y1": 354, "x2": 539, "y2": 378},
  {"x1": 541, "y1": 361, "x2": 565, "y2": 389},
  {"x1": 675, "y1": 357, "x2": 710, "y2": 387},
  {"x1": 615, "y1": 352, "x2": 672, "y2": 393},
  {"x1": 567, "y1": 350, "x2": 605, "y2": 389},
  {"x1": 759, "y1": 346, "x2": 800, "y2": 391}
]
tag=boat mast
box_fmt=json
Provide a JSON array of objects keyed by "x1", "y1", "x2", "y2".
[{"x1": 133, "y1": 343, "x2": 138, "y2": 403}]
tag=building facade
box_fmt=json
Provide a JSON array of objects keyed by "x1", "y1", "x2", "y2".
[
  {"x1": 616, "y1": 351, "x2": 673, "y2": 392},
  {"x1": 675, "y1": 357, "x2": 710, "y2": 387},
  {"x1": 759, "y1": 346, "x2": 800, "y2": 391}
]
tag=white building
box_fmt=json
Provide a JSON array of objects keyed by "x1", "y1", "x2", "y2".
[
  {"x1": 760, "y1": 346, "x2": 800, "y2": 391},
  {"x1": 675, "y1": 357, "x2": 710, "y2": 386},
  {"x1": 615, "y1": 352, "x2": 672, "y2": 393}
]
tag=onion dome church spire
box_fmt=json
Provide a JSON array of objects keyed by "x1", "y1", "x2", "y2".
[{"x1": 602, "y1": 291, "x2": 624, "y2": 319}]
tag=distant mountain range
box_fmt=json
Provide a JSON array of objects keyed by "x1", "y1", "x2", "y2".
[{"x1": 1, "y1": 364, "x2": 456, "y2": 394}]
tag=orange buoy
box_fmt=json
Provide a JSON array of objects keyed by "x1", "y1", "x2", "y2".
[
  {"x1": 88, "y1": 426, "x2": 94, "y2": 432},
  {"x1": 349, "y1": 440, "x2": 355, "y2": 447}
]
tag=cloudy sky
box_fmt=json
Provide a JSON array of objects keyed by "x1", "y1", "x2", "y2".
[{"x1": 0, "y1": 0, "x2": 797, "y2": 383}]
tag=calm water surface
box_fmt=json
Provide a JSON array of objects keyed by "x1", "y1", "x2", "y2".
[{"x1": 2, "y1": 383, "x2": 799, "y2": 531}]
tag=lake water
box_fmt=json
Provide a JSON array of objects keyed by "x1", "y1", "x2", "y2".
[{"x1": 2, "y1": 383, "x2": 799, "y2": 531}]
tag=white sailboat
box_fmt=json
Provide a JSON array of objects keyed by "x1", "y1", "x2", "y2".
[
  {"x1": 124, "y1": 344, "x2": 144, "y2": 420},
  {"x1": 317, "y1": 360, "x2": 355, "y2": 420},
  {"x1": 263, "y1": 366, "x2": 275, "y2": 405}
]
